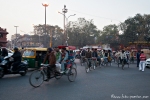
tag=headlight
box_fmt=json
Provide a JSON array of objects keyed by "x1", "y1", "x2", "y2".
[
  {"x1": 22, "y1": 60, "x2": 28, "y2": 64},
  {"x1": 1, "y1": 60, "x2": 7, "y2": 65}
]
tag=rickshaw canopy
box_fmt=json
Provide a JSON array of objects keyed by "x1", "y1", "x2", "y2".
[
  {"x1": 68, "y1": 46, "x2": 76, "y2": 50},
  {"x1": 58, "y1": 45, "x2": 76, "y2": 50}
]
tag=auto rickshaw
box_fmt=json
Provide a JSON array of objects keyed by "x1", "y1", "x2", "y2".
[{"x1": 22, "y1": 48, "x2": 47, "y2": 68}]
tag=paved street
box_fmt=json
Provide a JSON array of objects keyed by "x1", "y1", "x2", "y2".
[{"x1": 0, "y1": 59, "x2": 150, "y2": 100}]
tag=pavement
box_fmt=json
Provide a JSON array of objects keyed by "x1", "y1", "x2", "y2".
[{"x1": 0, "y1": 59, "x2": 150, "y2": 100}]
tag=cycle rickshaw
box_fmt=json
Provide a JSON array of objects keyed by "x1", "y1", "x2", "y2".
[{"x1": 29, "y1": 45, "x2": 77, "y2": 87}]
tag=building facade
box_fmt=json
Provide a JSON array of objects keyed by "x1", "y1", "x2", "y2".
[
  {"x1": 11, "y1": 34, "x2": 40, "y2": 48},
  {"x1": 0, "y1": 27, "x2": 8, "y2": 47}
]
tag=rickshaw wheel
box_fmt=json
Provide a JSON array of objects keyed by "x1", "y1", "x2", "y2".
[
  {"x1": 55, "y1": 72, "x2": 62, "y2": 79},
  {"x1": 29, "y1": 70, "x2": 44, "y2": 88},
  {"x1": 68, "y1": 68, "x2": 77, "y2": 82}
]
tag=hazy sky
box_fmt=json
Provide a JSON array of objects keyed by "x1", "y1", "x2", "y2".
[{"x1": 0, "y1": 0, "x2": 150, "y2": 40}]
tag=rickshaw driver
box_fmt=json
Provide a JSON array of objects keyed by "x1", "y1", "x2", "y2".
[
  {"x1": 42, "y1": 48, "x2": 56, "y2": 81},
  {"x1": 58, "y1": 47, "x2": 69, "y2": 73}
]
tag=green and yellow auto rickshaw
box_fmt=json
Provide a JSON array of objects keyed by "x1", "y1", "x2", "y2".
[{"x1": 22, "y1": 48, "x2": 47, "y2": 68}]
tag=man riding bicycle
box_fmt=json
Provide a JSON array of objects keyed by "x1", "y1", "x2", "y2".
[
  {"x1": 92, "y1": 49, "x2": 98, "y2": 67},
  {"x1": 43, "y1": 48, "x2": 56, "y2": 81},
  {"x1": 85, "y1": 48, "x2": 92, "y2": 71},
  {"x1": 80, "y1": 49, "x2": 86, "y2": 64}
]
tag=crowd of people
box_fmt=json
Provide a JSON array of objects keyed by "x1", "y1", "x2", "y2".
[{"x1": 79, "y1": 48, "x2": 147, "y2": 71}]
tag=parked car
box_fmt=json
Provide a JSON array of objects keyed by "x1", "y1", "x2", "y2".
[{"x1": 145, "y1": 58, "x2": 150, "y2": 68}]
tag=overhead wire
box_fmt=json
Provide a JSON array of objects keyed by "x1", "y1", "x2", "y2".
[{"x1": 69, "y1": 9, "x2": 122, "y2": 22}]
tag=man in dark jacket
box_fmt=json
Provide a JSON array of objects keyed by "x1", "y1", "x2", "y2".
[
  {"x1": 0, "y1": 46, "x2": 2, "y2": 62},
  {"x1": 1, "y1": 48, "x2": 8, "y2": 57},
  {"x1": 11, "y1": 47, "x2": 22, "y2": 72},
  {"x1": 0, "y1": 46, "x2": 1, "y2": 56},
  {"x1": 85, "y1": 48, "x2": 92, "y2": 69},
  {"x1": 136, "y1": 50, "x2": 141, "y2": 67},
  {"x1": 92, "y1": 49, "x2": 98, "y2": 67}
]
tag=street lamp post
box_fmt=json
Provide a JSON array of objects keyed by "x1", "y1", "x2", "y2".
[
  {"x1": 42, "y1": 2, "x2": 49, "y2": 47},
  {"x1": 58, "y1": 7, "x2": 76, "y2": 45},
  {"x1": 62, "y1": 5, "x2": 68, "y2": 45},
  {"x1": 14, "y1": 26, "x2": 18, "y2": 46},
  {"x1": 66, "y1": 14, "x2": 76, "y2": 46}
]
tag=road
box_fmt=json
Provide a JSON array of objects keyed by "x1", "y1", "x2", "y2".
[{"x1": 0, "y1": 59, "x2": 150, "y2": 100}]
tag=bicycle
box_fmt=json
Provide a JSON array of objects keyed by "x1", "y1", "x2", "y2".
[
  {"x1": 129, "y1": 57, "x2": 134, "y2": 64},
  {"x1": 80, "y1": 56, "x2": 86, "y2": 66},
  {"x1": 85, "y1": 58, "x2": 95, "y2": 73},
  {"x1": 92, "y1": 57, "x2": 97, "y2": 68},
  {"x1": 118, "y1": 58, "x2": 129, "y2": 70},
  {"x1": 29, "y1": 61, "x2": 77, "y2": 88}
]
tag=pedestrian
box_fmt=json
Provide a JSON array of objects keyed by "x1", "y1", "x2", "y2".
[
  {"x1": 0, "y1": 46, "x2": 2, "y2": 62},
  {"x1": 130, "y1": 51, "x2": 134, "y2": 63},
  {"x1": 1, "y1": 48, "x2": 8, "y2": 57},
  {"x1": 136, "y1": 50, "x2": 141, "y2": 67},
  {"x1": 120, "y1": 50, "x2": 127, "y2": 69},
  {"x1": 0, "y1": 46, "x2": 1, "y2": 56},
  {"x1": 139, "y1": 51, "x2": 146, "y2": 72}
]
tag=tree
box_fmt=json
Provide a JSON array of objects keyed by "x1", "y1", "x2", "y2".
[
  {"x1": 120, "y1": 14, "x2": 150, "y2": 43},
  {"x1": 97, "y1": 24, "x2": 120, "y2": 49},
  {"x1": 33, "y1": 24, "x2": 63, "y2": 47},
  {"x1": 67, "y1": 18, "x2": 100, "y2": 47}
]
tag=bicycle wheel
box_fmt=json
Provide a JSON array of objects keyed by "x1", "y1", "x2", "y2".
[
  {"x1": 85, "y1": 62, "x2": 89, "y2": 73},
  {"x1": 80, "y1": 59, "x2": 83, "y2": 66},
  {"x1": 72, "y1": 63, "x2": 77, "y2": 69},
  {"x1": 122, "y1": 62, "x2": 124, "y2": 70},
  {"x1": 29, "y1": 70, "x2": 44, "y2": 88},
  {"x1": 68, "y1": 68, "x2": 77, "y2": 82}
]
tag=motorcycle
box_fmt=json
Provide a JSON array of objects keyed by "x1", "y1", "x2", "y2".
[{"x1": 0, "y1": 55, "x2": 28, "y2": 78}]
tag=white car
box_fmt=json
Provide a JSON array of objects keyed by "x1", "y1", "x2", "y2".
[
  {"x1": 145, "y1": 58, "x2": 150, "y2": 68},
  {"x1": 1, "y1": 47, "x2": 14, "y2": 56}
]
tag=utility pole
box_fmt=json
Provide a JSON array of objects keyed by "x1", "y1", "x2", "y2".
[
  {"x1": 62, "y1": 5, "x2": 67, "y2": 45},
  {"x1": 14, "y1": 26, "x2": 18, "y2": 46}
]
